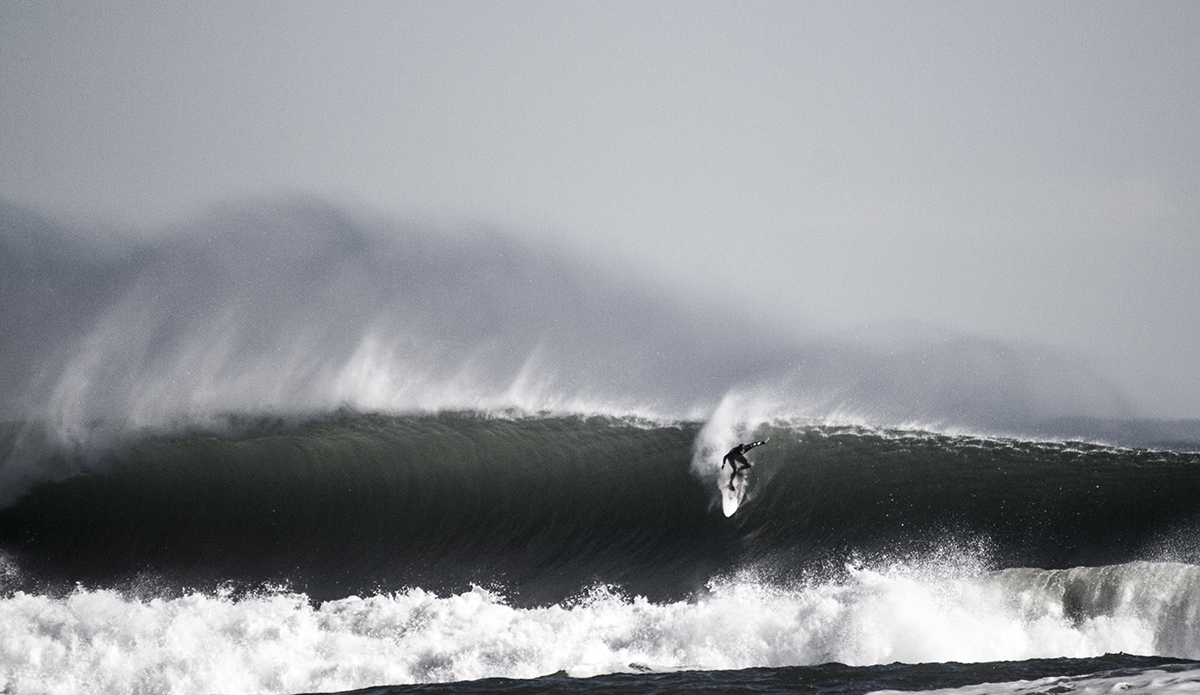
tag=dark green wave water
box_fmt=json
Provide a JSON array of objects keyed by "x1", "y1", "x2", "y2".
[{"x1": 2, "y1": 413, "x2": 1199, "y2": 606}]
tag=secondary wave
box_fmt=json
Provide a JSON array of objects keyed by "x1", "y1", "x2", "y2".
[{"x1": 3, "y1": 561, "x2": 1199, "y2": 693}]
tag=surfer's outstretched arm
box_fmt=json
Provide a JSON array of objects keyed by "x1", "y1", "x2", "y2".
[{"x1": 744, "y1": 438, "x2": 769, "y2": 451}]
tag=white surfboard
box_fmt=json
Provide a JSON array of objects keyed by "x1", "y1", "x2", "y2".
[{"x1": 721, "y1": 472, "x2": 746, "y2": 517}]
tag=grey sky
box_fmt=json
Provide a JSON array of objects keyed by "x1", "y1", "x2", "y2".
[{"x1": 3, "y1": 1, "x2": 1198, "y2": 417}]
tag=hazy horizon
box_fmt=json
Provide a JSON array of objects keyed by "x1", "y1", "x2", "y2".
[{"x1": 3, "y1": 1, "x2": 1198, "y2": 418}]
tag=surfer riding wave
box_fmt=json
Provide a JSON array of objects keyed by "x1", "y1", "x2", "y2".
[{"x1": 722, "y1": 439, "x2": 768, "y2": 491}]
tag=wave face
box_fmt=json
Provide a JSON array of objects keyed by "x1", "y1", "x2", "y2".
[
  {"x1": 1, "y1": 414, "x2": 709, "y2": 604},
  {"x1": 4, "y1": 416, "x2": 1200, "y2": 605}
]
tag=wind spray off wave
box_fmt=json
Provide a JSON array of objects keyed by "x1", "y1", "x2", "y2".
[{"x1": 0, "y1": 198, "x2": 1154, "y2": 501}]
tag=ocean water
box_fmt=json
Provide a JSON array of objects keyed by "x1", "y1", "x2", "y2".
[{"x1": 2, "y1": 200, "x2": 1200, "y2": 694}]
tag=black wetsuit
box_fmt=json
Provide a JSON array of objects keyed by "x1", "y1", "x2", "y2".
[{"x1": 722, "y1": 439, "x2": 768, "y2": 490}]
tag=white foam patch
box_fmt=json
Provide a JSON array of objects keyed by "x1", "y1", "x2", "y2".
[{"x1": 3, "y1": 561, "x2": 1199, "y2": 694}]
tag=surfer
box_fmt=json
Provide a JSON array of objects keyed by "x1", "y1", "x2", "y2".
[{"x1": 722, "y1": 438, "x2": 769, "y2": 491}]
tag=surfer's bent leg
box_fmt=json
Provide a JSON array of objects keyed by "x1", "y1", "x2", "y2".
[{"x1": 728, "y1": 454, "x2": 750, "y2": 490}]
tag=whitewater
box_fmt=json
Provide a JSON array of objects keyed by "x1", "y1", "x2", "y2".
[
  {"x1": 4, "y1": 562, "x2": 1200, "y2": 692},
  {"x1": 2, "y1": 199, "x2": 1200, "y2": 694}
]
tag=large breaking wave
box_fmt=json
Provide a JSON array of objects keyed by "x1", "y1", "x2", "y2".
[{"x1": 4, "y1": 198, "x2": 1200, "y2": 694}]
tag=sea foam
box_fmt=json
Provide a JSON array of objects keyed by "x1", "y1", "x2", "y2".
[{"x1": 3, "y1": 560, "x2": 1197, "y2": 694}]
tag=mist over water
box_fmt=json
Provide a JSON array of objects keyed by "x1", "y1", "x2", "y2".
[
  {"x1": 2, "y1": 201, "x2": 1152, "y2": 472},
  {"x1": 0, "y1": 197, "x2": 1170, "y2": 501},
  {"x1": 3, "y1": 198, "x2": 757, "y2": 422}
]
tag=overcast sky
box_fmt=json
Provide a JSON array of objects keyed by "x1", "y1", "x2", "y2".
[{"x1": 3, "y1": 1, "x2": 1198, "y2": 418}]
